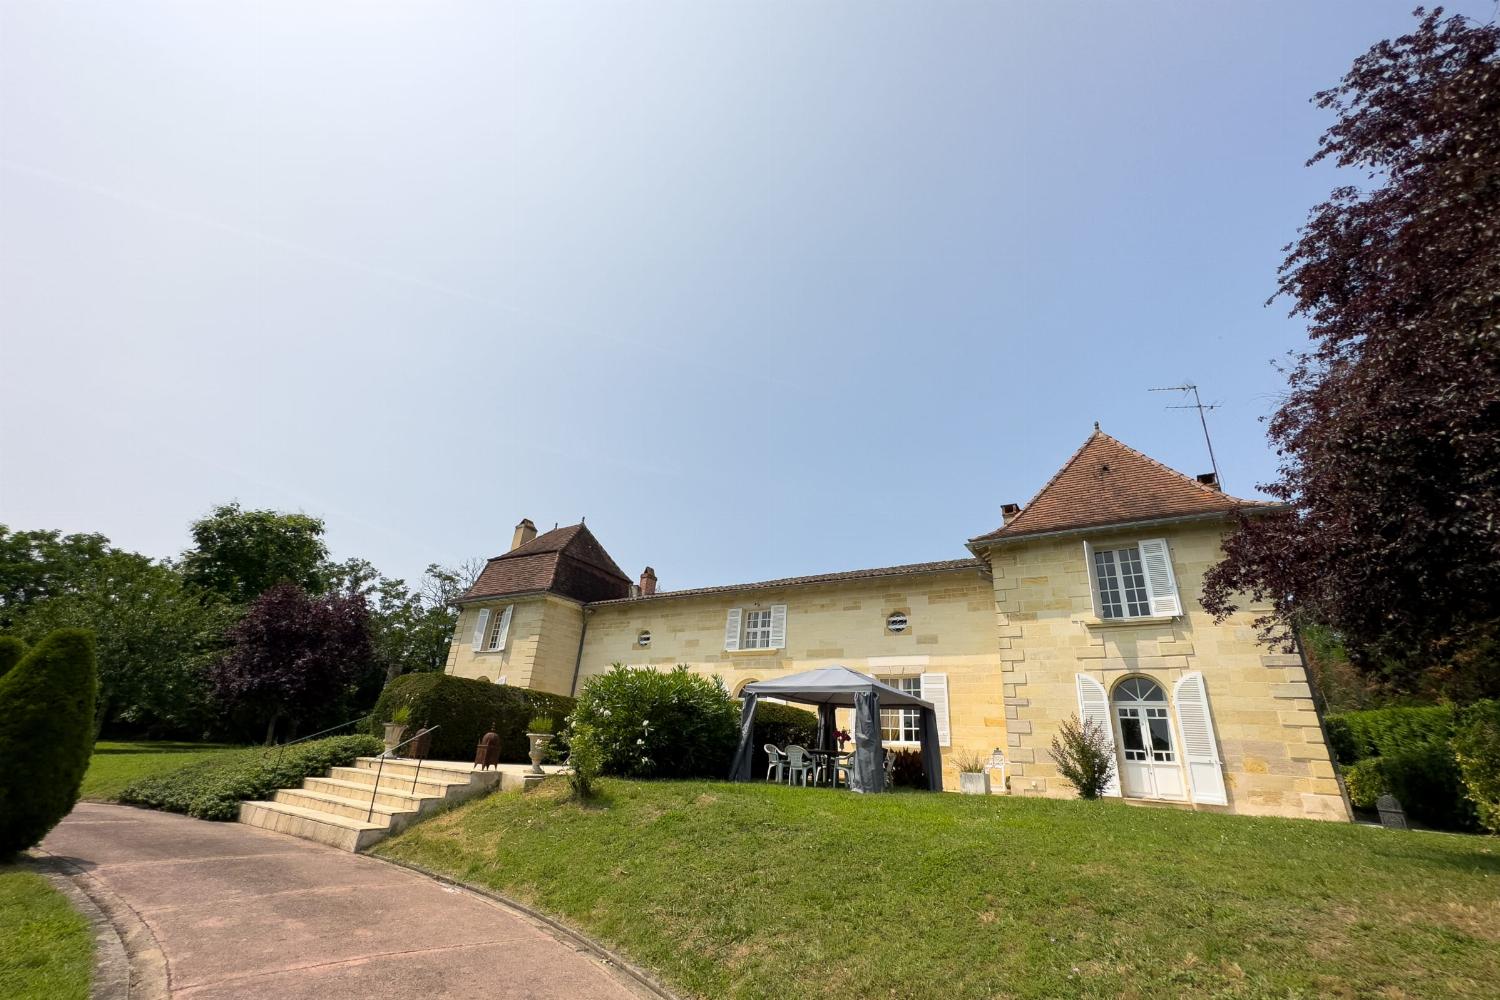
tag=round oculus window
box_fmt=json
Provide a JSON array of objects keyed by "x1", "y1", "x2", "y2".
[
  {"x1": 886, "y1": 612, "x2": 909, "y2": 634},
  {"x1": 637, "y1": 630, "x2": 652, "y2": 647}
]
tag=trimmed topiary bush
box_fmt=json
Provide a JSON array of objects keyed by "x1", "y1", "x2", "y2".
[
  {"x1": 570, "y1": 664, "x2": 740, "y2": 779},
  {"x1": 1342, "y1": 757, "x2": 1386, "y2": 810},
  {"x1": 1453, "y1": 699, "x2": 1500, "y2": 834},
  {"x1": 367, "y1": 673, "x2": 573, "y2": 763},
  {"x1": 0, "y1": 629, "x2": 97, "y2": 856},
  {"x1": 0, "y1": 636, "x2": 25, "y2": 679},
  {"x1": 752, "y1": 701, "x2": 818, "y2": 779},
  {"x1": 119, "y1": 734, "x2": 382, "y2": 820},
  {"x1": 1324, "y1": 706, "x2": 1454, "y2": 765}
]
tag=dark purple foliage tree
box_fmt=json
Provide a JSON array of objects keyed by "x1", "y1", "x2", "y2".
[
  {"x1": 1203, "y1": 9, "x2": 1500, "y2": 699},
  {"x1": 212, "y1": 583, "x2": 373, "y2": 743}
]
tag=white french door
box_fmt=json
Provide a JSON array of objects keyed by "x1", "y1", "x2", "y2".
[{"x1": 1112, "y1": 679, "x2": 1185, "y2": 801}]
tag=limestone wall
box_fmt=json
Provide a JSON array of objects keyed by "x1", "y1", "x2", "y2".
[
  {"x1": 576, "y1": 567, "x2": 1003, "y2": 786},
  {"x1": 981, "y1": 519, "x2": 1347, "y2": 821}
]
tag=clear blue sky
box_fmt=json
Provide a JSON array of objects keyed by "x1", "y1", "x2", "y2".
[{"x1": 3, "y1": 2, "x2": 1492, "y2": 592}]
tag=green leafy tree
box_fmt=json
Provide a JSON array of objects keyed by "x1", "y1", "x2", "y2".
[
  {"x1": 0, "y1": 630, "x2": 97, "y2": 856},
  {"x1": 18, "y1": 551, "x2": 231, "y2": 735},
  {"x1": 0, "y1": 527, "x2": 112, "y2": 629},
  {"x1": 327, "y1": 558, "x2": 480, "y2": 685},
  {"x1": 181, "y1": 502, "x2": 329, "y2": 604}
]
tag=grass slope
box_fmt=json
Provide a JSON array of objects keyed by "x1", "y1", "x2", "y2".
[
  {"x1": 376, "y1": 779, "x2": 1500, "y2": 1000},
  {"x1": 0, "y1": 867, "x2": 91, "y2": 1000},
  {"x1": 82, "y1": 741, "x2": 245, "y2": 801}
]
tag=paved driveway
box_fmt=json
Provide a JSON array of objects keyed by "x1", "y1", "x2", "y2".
[{"x1": 43, "y1": 803, "x2": 652, "y2": 1000}]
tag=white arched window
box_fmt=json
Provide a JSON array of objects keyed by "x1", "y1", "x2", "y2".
[{"x1": 1110, "y1": 677, "x2": 1185, "y2": 801}]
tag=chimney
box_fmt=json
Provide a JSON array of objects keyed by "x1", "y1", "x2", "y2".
[
  {"x1": 639, "y1": 566, "x2": 657, "y2": 597},
  {"x1": 510, "y1": 518, "x2": 537, "y2": 551},
  {"x1": 1000, "y1": 503, "x2": 1021, "y2": 524},
  {"x1": 1195, "y1": 472, "x2": 1220, "y2": 491}
]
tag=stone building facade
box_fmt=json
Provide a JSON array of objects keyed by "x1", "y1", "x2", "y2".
[{"x1": 445, "y1": 430, "x2": 1348, "y2": 822}]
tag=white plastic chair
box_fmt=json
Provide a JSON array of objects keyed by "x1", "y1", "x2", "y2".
[
  {"x1": 833, "y1": 753, "x2": 854, "y2": 788},
  {"x1": 764, "y1": 744, "x2": 786, "y2": 783},
  {"x1": 783, "y1": 745, "x2": 813, "y2": 786}
]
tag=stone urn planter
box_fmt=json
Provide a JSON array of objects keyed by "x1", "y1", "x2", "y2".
[
  {"x1": 526, "y1": 733, "x2": 553, "y2": 775},
  {"x1": 382, "y1": 722, "x2": 408, "y2": 752},
  {"x1": 958, "y1": 771, "x2": 990, "y2": 796}
]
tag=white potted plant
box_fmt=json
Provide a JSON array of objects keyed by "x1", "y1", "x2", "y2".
[
  {"x1": 383, "y1": 704, "x2": 411, "y2": 752},
  {"x1": 955, "y1": 752, "x2": 990, "y2": 795},
  {"x1": 526, "y1": 715, "x2": 556, "y2": 774}
]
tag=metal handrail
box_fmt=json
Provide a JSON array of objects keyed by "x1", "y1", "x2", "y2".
[
  {"x1": 365, "y1": 725, "x2": 440, "y2": 822},
  {"x1": 268, "y1": 715, "x2": 370, "y2": 763}
]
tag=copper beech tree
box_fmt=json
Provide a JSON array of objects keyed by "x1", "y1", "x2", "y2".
[{"x1": 1202, "y1": 9, "x2": 1500, "y2": 698}]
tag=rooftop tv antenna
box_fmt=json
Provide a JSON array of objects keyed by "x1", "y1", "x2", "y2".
[{"x1": 1150, "y1": 383, "x2": 1222, "y2": 487}]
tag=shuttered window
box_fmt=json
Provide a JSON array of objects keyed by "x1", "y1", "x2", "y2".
[
  {"x1": 1085, "y1": 538, "x2": 1181, "y2": 619},
  {"x1": 725, "y1": 605, "x2": 788, "y2": 650},
  {"x1": 486, "y1": 605, "x2": 513, "y2": 651}
]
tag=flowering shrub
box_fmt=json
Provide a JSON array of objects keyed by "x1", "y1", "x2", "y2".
[{"x1": 569, "y1": 665, "x2": 739, "y2": 779}]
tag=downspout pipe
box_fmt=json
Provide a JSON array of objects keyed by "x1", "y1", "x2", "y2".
[{"x1": 570, "y1": 606, "x2": 591, "y2": 697}]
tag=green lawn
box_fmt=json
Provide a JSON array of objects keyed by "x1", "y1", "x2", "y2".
[
  {"x1": 82, "y1": 740, "x2": 246, "y2": 801},
  {"x1": 0, "y1": 867, "x2": 91, "y2": 1000},
  {"x1": 376, "y1": 779, "x2": 1500, "y2": 1000}
]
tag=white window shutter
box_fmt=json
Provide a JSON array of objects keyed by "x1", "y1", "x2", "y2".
[
  {"x1": 1083, "y1": 540, "x2": 1102, "y2": 617},
  {"x1": 470, "y1": 608, "x2": 490, "y2": 651},
  {"x1": 1138, "y1": 538, "x2": 1182, "y2": 616},
  {"x1": 1173, "y1": 672, "x2": 1227, "y2": 805},
  {"x1": 1074, "y1": 674, "x2": 1120, "y2": 796},
  {"x1": 921, "y1": 673, "x2": 951, "y2": 747},
  {"x1": 723, "y1": 608, "x2": 742, "y2": 651},
  {"x1": 769, "y1": 604, "x2": 787, "y2": 649},
  {"x1": 492, "y1": 605, "x2": 513, "y2": 651}
]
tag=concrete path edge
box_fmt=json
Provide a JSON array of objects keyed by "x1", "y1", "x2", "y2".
[
  {"x1": 27, "y1": 846, "x2": 169, "y2": 1000},
  {"x1": 367, "y1": 852, "x2": 685, "y2": 1000}
]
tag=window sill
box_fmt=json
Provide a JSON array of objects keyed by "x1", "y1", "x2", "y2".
[
  {"x1": 725, "y1": 647, "x2": 783, "y2": 657},
  {"x1": 1074, "y1": 615, "x2": 1177, "y2": 630}
]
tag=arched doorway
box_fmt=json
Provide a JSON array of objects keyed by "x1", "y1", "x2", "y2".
[{"x1": 1111, "y1": 677, "x2": 1185, "y2": 800}]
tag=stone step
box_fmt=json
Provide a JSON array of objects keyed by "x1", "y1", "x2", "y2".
[
  {"x1": 272, "y1": 788, "x2": 417, "y2": 827},
  {"x1": 325, "y1": 766, "x2": 465, "y2": 798},
  {"x1": 353, "y1": 756, "x2": 483, "y2": 781},
  {"x1": 238, "y1": 800, "x2": 388, "y2": 852},
  {"x1": 302, "y1": 776, "x2": 431, "y2": 812}
]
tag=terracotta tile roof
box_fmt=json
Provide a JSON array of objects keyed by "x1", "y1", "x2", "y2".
[
  {"x1": 460, "y1": 523, "x2": 632, "y2": 604},
  {"x1": 587, "y1": 557, "x2": 984, "y2": 606},
  {"x1": 969, "y1": 429, "x2": 1278, "y2": 544}
]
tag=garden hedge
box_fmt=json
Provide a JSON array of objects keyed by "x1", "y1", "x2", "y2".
[
  {"x1": 1339, "y1": 745, "x2": 1478, "y2": 831},
  {"x1": 1324, "y1": 705, "x2": 1454, "y2": 765},
  {"x1": 570, "y1": 664, "x2": 740, "y2": 779},
  {"x1": 0, "y1": 630, "x2": 97, "y2": 856},
  {"x1": 120, "y1": 734, "x2": 382, "y2": 820},
  {"x1": 368, "y1": 673, "x2": 573, "y2": 763},
  {"x1": 1453, "y1": 699, "x2": 1500, "y2": 834}
]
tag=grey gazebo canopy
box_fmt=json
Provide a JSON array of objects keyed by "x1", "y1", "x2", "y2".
[{"x1": 729, "y1": 666, "x2": 944, "y2": 792}]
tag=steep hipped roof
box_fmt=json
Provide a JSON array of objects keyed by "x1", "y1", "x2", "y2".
[
  {"x1": 460, "y1": 523, "x2": 632, "y2": 604},
  {"x1": 587, "y1": 557, "x2": 982, "y2": 607},
  {"x1": 969, "y1": 429, "x2": 1277, "y2": 544}
]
